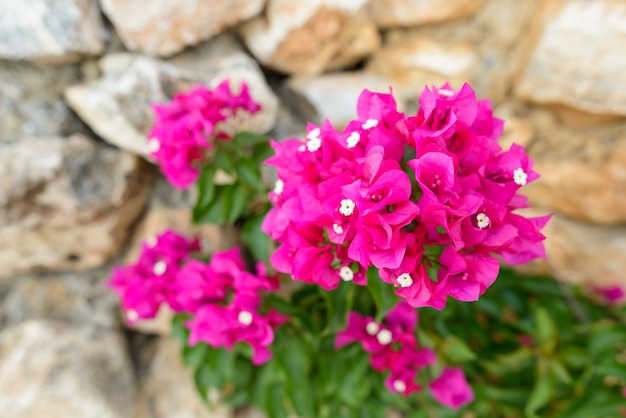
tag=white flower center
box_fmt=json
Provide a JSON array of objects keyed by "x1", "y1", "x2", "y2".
[
  {"x1": 126, "y1": 309, "x2": 139, "y2": 322},
  {"x1": 306, "y1": 127, "x2": 321, "y2": 141},
  {"x1": 366, "y1": 322, "x2": 380, "y2": 336},
  {"x1": 397, "y1": 273, "x2": 413, "y2": 288},
  {"x1": 376, "y1": 329, "x2": 393, "y2": 345},
  {"x1": 513, "y1": 167, "x2": 528, "y2": 186},
  {"x1": 476, "y1": 212, "x2": 490, "y2": 229},
  {"x1": 438, "y1": 88, "x2": 455, "y2": 97},
  {"x1": 306, "y1": 137, "x2": 321, "y2": 152},
  {"x1": 339, "y1": 199, "x2": 356, "y2": 216},
  {"x1": 339, "y1": 266, "x2": 354, "y2": 282},
  {"x1": 393, "y1": 380, "x2": 407, "y2": 393},
  {"x1": 238, "y1": 310, "x2": 253, "y2": 325},
  {"x1": 362, "y1": 119, "x2": 378, "y2": 130},
  {"x1": 273, "y1": 179, "x2": 284, "y2": 195},
  {"x1": 153, "y1": 260, "x2": 167, "y2": 275},
  {"x1": 147, "y1": 137, "x2": 160, "y2": 153},
  {"x1": 305, "y1": 128, "x2": 322, "y2": 152},
  {"x1": 346, "y1": 132, "x2": 360, "y2": 148},
  {"x1": 332, "y1": 223, "x2": 343, "y2": 234}
]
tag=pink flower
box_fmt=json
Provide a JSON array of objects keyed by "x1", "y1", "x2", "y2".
[
  {"x1": 149, "y1": 81, "x2": 261, "y2": 188},
  {"x1": 429, "y1": 367, "x2": 474, "y2": 409},
  {"x1": 107, "y1": 230, "x2": 200, "y2": 323},
  {"x1": 593, "y1": 285, "x2": 625, "y2": 305}
]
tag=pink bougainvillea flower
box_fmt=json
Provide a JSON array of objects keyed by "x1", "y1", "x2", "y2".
[
  {"x1": 149, "y1": 80, "x2": 261, "y2": 189},
  {"x1": 429, "y1": 367, "x2": 474, "y2": 409},
  {"x1": 107, "y1": 230, "x2": 200, "y2": 323},
  {"x1": 593, "y1": 285, "x2": 626, "y2": 305}
]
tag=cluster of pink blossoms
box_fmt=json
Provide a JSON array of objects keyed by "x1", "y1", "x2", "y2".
[
  {"x1": 336, "y1": 301, "x2": 473, "y2": 408},
  {"x1": 148, "y1": 81, "x2": 261, "y2": 189},
  {"x1": 108, "y1": 231, "x2": 287, "y2": 364},
  {"x1": 263, "y1": 83, "x2": 550, "y2": 309}
]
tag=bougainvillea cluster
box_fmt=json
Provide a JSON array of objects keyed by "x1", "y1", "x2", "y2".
[
  {"x1": 263, "y1": 83, "x2": 549, "y2": 310},
  {"x1": 148, "y1": 80, "x2": 261, "y2": 188},
  {"x1": 108, "y1": 231, "x2": 286, "y2": 364},
  {"x1": 336, "y1": 301, "x2": 473, "y2": 408}
]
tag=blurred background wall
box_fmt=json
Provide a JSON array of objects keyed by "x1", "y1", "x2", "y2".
[{"x1": 0, "y1": 0, "x2": 624, "y2": 417}]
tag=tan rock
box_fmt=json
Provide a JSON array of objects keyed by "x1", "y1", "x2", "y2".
[
  {"x1": 284, "y1": 71, "x2": 401, "y2": 129},
  {"x1": 240, "y1": 0, "x2": 380, "y2": 75},
  {"x1": 365, "y1": 0, "x2": 483, "y2": 28},
  {"x1": 66, "y1": 36, "x2": 278, "y2": 157},
  {"x1": 100, "y1": 0, "x2": 266, "y2": 57},
  {"x1": 366, "y1": 37, "x2": 477, "y2": 101},
  {"x1": 0, "y1": 320, "x2": 135, "y2": 418},
  {"x1": 532, "y1": 212, "x2": 626, "y2": 288},
  {"x1": 523, "y1": 108, "x2": 626, "y2": 225},
  {"x1": 134, "y1": 337, "x2": 232, "y2": 418},
  {"x1": 0, "y1": 135, "x2": 152, "y2": 278},
  {"x1": 516, "y1": 0, "x2": 626, "y2": 116},
  {"x1": 0, "y1": 0, "x2": 104, "y2": 63}
]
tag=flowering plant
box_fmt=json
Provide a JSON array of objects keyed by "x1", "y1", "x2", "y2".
[{"x1": 108, "y1": 81, "x2": 626, "y2": 417}]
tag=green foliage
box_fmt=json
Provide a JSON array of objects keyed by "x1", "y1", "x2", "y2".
[{"x1": 193, "y1": 132, "x2": 271, "y2": 225}]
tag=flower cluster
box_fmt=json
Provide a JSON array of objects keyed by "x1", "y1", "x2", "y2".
[
  {"x1": 148, "y1": 81, "x2": 261, "y2": 188},
  {"x1": 263, "y1": 83, "x2": 549, "y2": 309},
  {"x1": 336, "y1": 301, "x2": 473, "y2": 408},
  {"x1": 108, "y1": 231, "x2": 286, "y2": 364}
]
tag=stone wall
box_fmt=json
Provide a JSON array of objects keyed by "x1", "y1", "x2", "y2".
[{"x1": 0, "y1": 0, "x2": 624, "y2": 416}]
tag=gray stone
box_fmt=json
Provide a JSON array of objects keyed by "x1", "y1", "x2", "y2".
[
  {"x1": 0, "y1": 135, "x2": 152, "y2": 278},
  {"x1": 0, "y1": 62, "x2": 84, "y2": 142},
  {"x1": 240, "y1": 0, "x2": 380, "y2": 75},
  {"x1": 0, "y1": 0, "x2": 104, "y2": 63},
  {"x1": 0, "y1": 266, "x2": 120, "y2": 330},
  {"x1": 0, "y1": 320, "x2": 135, "y2": 418},
  {"x1": 100, "y1": 0, "x2": 266, "y2": 57},
  {"x1": 516, "y1": 0, "x2": 626, "y2": 116}
]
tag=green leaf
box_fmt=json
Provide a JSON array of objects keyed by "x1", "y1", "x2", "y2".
[
  {"x1": 183, "y1": 342, "x2": 209, "y2": 368},
  {"x1": 233, "y1": 131, "x2": 269, "y2": 147},
  {"x1": 323, "y1": 280, "x2": 355, "y2": 334},
  {"x1": 214, "y1": 147, "x2": 236, "y2": 173},
  {"x1": 226, "y1": 182, "x2": 247, "y2": 224},
  {"x1": 193, "y1": 185, "x2": 232, "y2": 224},
  {"x1": 524, "y1": 362, "x2": 555, "y2": 418},
  {"x1": 336, "y1": 351, "x2": 372, "y2": 408},
  {"x1": 237, "y1": 158, "x2": 263, "y2": 191},
  {"x1": 366, "y1": 267, "x2": 398, "y2": 321},
  {"x1": 241, "y1": 214, "x2": 273, "y2": 262},
  {"x1": 171, "y1": 313, "x2": 191, "y2": 345},
  {"x1": 534, "y1": 305, "x2": 558, "y2": 353},
  {"x1": 440, "y1": 335, "x2": 477, "y2": 363},
  {"x1": 192, "y1": 165, "x2": 217, "y2": 223}
]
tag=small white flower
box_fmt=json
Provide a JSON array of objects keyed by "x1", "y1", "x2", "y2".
[
  {"x1": 339, "y1": 266, "x2": 354, "y2": 282},
  {"x1": 306, "y1": 136, "x2": 322, "y2": 152},
  {"x1": 147, "y1": 137, "x2": 160, "y2": 153},
  {"x1": 238, "y1": 310, "x2": 253, "y2": 326},
  {"x1": 393, "y1": 380, "x2": 407, "y2": 393},
  {"x1": 346, "y1": 132, "x2": 360, "y2": 148},
  {"x1": 153, "y1": 260, "x2": 167, "y2": 275},
  {"x1": 306, "y1": 127, "x2": 321, "y2": 141},
  {"x1": 126, "y1": 309, "x2": 139, "y2": 322},
  {"x1": 332, "y1": 223, "x2": 344, "y2": 234},
  {"x1": 438, "y1": 88, "x2": 455, "y2": 97},
  {"x1": 366, "y1": 322, "x2": 380, "y2": 336},
  {"x1": 397, "y1": 273, "x2": 413, "y2": 288},
  {"x1": 376, "y1": 329, "x2": 393, "y2": 345},
  {"x1": 513, "y1": 167, "x2": 528, "y2": 186},
  {"x1": 339, "y1": 199, "x2": 356, "y2": 216},
  {"x1": 274, "y1": 179, "x2": 285, "y2": 195},
  {"x1": 476, "y1": 212, "x2": 490, "y2": 229},
  {"x1": 361, "y1": 119, "x2": 379, "y2": 130}
]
